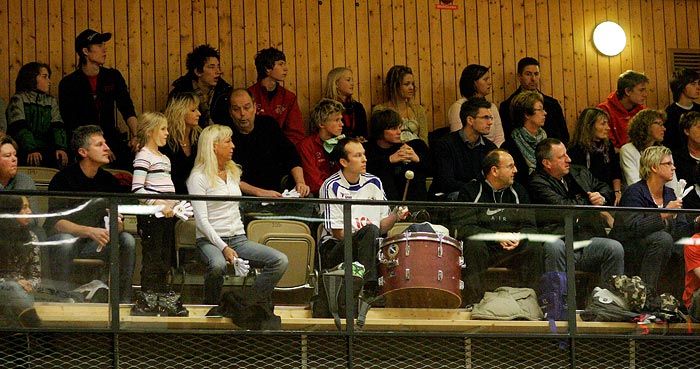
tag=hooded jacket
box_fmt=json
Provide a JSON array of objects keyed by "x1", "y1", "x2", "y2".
[
  {"x1": 597, "y1": 90, "x2": 646, "y2": 149},
  {"x1": 169, "y1": 73, "x2": 232, "y2": 128}
]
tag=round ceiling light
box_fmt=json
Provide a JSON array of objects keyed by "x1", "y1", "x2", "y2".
[{"x1": 593, "y1": 21, "x2": 626, "y2": 56}]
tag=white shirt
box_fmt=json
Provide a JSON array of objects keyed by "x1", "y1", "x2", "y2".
[{"x1": 187, "y1": 169, "x2": 246, "y2": 250}]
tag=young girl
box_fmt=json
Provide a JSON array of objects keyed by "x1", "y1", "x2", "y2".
[{"x1": 132, "y1": 112, "x2": 177, "y2": 292}]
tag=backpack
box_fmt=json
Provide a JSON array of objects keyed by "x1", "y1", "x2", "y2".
[
  {"x1": 311, "y1": 262, "x2": 371, "y2": 330},
  {"x1": 538, "y1": 271, "x2": 568, "y2": 321},
  {"x1": 580, "y1": 287, "x2": 641, "y2": 322},
  {"x1": 607, "y1": 275, "x2": 648, "y2": 312},
  {"x1": 207, "y1": 289, "x2": 281, "y2": 330}
]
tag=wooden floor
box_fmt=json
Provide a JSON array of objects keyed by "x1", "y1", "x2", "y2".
[{"x1": 32, "y1": 302, "x2": 695, "y2": 334}]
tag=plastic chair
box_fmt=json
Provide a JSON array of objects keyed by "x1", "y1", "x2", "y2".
[
  {"x1": 247, "y1": 219, "x2": 311, "y2": 243},
  {"x1": 259, "y1": 232, "x2": 316, "y2": 290}
]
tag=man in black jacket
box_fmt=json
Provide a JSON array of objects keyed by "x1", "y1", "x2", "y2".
[
  {"x1": 59, "y1": 29, "x2": 137, "y2": 170},
  {"x1": 453, "y1": 149, "x2": 547, "y2": 305},
  {"x1": 430, "y1": 98, "x2": 497, "y2": 199},
  {"x1": 528, "y1": 138, "x2": 623, "y2": 283}
]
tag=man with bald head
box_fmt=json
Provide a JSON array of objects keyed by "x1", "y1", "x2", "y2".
[
  {"x1": 220, "y1": 88, "x2": 309, "y2": 203},
  {"x1": 452, "y1": 149, "x2": 545, "y2": 305}
]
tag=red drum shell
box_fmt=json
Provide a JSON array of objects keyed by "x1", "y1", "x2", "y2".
[{"x1": 378, "y1": 232, "x2": 462, "y2": 308}]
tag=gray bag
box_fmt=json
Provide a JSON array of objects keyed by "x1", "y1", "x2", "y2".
[{"x1": 471, "y1": 287, "x2": 543, "y2": 321}]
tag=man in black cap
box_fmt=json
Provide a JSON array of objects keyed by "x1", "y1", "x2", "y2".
[{"x1": 58, "y1": 29, "x2": 138, "y2": 170}]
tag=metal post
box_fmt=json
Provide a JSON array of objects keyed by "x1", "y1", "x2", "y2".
[
  {"x1": 564, "y1": 211, "x2": 576, "y2": 368},
  {"x1": 109, "y1": 200, "x2": 120, "y2": 331}
]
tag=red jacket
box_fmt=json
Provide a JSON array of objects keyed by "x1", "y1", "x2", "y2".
[
  {"x1": 295, "y1": 133, "x2": 337, "y2": 195},
  {"x1": 597, "y1": 91, "x2": 646, "y2": 148},
  {"x1": 249, "y1": 81, "x2": 305, "y2": 144}
]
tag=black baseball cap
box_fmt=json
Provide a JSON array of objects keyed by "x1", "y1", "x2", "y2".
[{"x1": 75, "y1": 29, "x2": 112, "y2": 54}]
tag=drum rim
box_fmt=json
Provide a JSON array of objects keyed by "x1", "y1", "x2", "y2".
[{"x1": 381, "y1": 231, "x2": 460, "y2": 248}]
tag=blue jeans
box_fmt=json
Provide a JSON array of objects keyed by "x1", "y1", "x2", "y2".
[
  {"x1": 544, "y1": 237, "x2": 624, "y2": 283},
  {"x1": 0, "y1": 281, "x2": 34, "y2": 327},
  {"x1": 46, "y1": 232, "x2": 136, "y2": 303},
  {"x1": 196, "y1": 235, "x2": 288, "y2": 305}
]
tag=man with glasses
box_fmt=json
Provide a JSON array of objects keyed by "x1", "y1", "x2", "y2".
[
  {"x1": 499, "y1": 57, "x2": 569, "y2": 144},
  {"x1": 430, "y1": 98, "x2": 497, "y2": 199},
  {"x1": 452, "y1": 149, "x2": 547, "y2": 305},
  {"x1": 171, "y1": 44, "x2": 232, "y2": 128}
]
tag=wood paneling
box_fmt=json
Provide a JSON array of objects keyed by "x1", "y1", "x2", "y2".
[{"x1": 0, "y1": 0, "x2": 697, "y2": 135}]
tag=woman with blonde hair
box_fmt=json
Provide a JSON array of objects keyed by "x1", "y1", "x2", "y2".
[
  {"x1": 324, "y1": 67, "x2": 368, "y2": 139},
  {"x1": 568, "y1": 107, "x2": 622, "y2": 204},
  {"x1": 373, "y1": 65, "x2": 429, "y2": 144},
  {"x1": 620, "y1": 109, "x2": 677, "y2": 188},
  {"x1": 187, "y1": 124, "x2": 288, "y2": 306},
  {"x1": 163, "y1": 91, "x2": 201, "y2": 193},
  {"x1": 131, "y1": 111, "x2": 177, "y2": 292},
  {"x1": 613, "y1": 145, "x2": 696, "y2": 294}
]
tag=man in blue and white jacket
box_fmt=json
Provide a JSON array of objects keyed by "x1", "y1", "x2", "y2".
[{"x1": 319, "y1": 137, "x2": 407, "y2": 295}]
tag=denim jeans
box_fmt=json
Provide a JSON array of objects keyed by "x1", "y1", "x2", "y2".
[
  {"x1": 46, "y1": 232, "x2": 136, "y2": 303},
  {"x1": 196, "y1": 235, "x2": 288, "y2": 305},
  {"x1": 544, "y1": 237, "x2": 625, "y2": 283}
]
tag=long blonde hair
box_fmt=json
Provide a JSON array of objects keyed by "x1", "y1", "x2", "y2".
[
  {"x1": 324, "y1": 67, "x2": 351, "y2": 101},
  {"x1": 164, "y1": 92, "x2": 202, "y2": 152},
  {"x1": 136, "y1": 111, "x2": 167, "y2": 150},
  {"x1": 192, "y1": 124, "x2": 242, "y2": 186}
]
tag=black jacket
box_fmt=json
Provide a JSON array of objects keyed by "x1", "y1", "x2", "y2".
[
  {"x1": 453, "y1": 179, "x2": 536, "y2": 239},
  {"x1": 430, "y1": 131, "x2": 497, "y2": 197},
  {"x1": 169, "y1": 74, "x2": 233, "y2": 128},
  {"x1": 528, "y1": 165, "x2": 612, "y2": 240}
]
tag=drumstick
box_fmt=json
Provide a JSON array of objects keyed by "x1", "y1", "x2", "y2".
[{"x1": 402, "y1": 170, "x2": 415, "y2": 202}]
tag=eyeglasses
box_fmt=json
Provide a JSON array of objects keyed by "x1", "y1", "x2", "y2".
[
  {"x1": 498, "y1": 164, "x2": 516, "y2": 170},
  {"x1": 659, "y1": 161, "x2": 674, "y2": 167},
  {"x1": 533, "y1": 108, "x2": 546, "y2": 113},
  {"x1": 652, "y1": 120, "x2": 665, "y2": 126},
  {"x1": 476, "y1": 115, "x2": 495, "y2": 121}
]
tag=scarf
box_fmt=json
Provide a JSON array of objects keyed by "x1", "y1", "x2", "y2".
[
  {"x1": 512, "y1": 127, "x2": 547, "y2": 173},
  {"x1": 323, "y1": 134, "x2": 346, "y2": 153},
  {"x1": 589, "y1": 140, "x2": 610, "y2": 167}
]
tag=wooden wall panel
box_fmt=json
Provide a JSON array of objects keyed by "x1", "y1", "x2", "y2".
[{"x1": 1, "y1": 0, "x2": 698, "y2": 136}]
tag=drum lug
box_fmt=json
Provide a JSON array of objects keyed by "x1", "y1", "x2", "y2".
[
  {"x1": 438, "y1": 270, "x2": 443, "y2": 281},
  {"x1": 387, "y1": 259, "x2": 399, "y2": 268},
  {"x1": 378, "y1": 277, "x2": 384, "y2": 286},
  {"x1": 405, "y1": 244, "x2": 410, "y2": 256},
  {"x1": 405, "y1": 269, "x2": 410, "y2": 280},
  {"x1": 438, "y1": 244, "x2": 443, "y2": 258},
  {"x1": 459, "y1": 256, "x2": 465, "y2": 268},
  {"x1": 459, "y1": 280, "x2": 464, "y2": 290}
]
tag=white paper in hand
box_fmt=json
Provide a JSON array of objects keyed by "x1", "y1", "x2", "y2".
[{"x1": 233, "y1": 257, "x2": 250, "y2": 276}]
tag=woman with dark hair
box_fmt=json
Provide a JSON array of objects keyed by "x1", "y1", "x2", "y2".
[
  {"x1": 364, "y1": 108, "x2": 431, "y2": 201},
  {"x1": 501, "y1": 91, "x2": 547, "y2": 185},
  {"x1": 447, "y1": 64, "x2": 504, "y2": 146},
  {"x1": 620, "y1": 109, "x2": 677, "y2": 189},
  {"x1": 373, "y1": 65, "x2": 429, "y2": 144},
  {"x1": 0, "y1": 195, "x2": 42, "y2": 327},
  {"x1": 568, "y1": 107, "x2": 622, "y2": 204},
  {"x1": 324, "y1": 67, "x2": 368, "y2": 140},
  {"x1": 6, "y1": 62, "x2": 68, "y2": 168}
]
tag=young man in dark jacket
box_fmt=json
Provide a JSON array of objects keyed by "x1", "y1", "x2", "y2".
[
  {"x1": 453, "y1": 149, "x2": 547, "y2": 305},
  {"x1": 170, "y1": 45, "x2": 232, "y2": 128}
]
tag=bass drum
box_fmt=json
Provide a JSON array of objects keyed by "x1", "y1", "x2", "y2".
[{"x1": 378, "y1": 232, "x2": 463, "y2": 308}]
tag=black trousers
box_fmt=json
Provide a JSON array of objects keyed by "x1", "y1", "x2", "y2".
[
  {"x1": 320, "y1": 224, "x2": 381, "y2": 284},
  {"x1": 137, "y1": 215, "x2": 176, "y2": 292}
]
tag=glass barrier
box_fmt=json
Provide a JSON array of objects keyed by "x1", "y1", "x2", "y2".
[{"x1": 0, "y1": 190, "x2": 697, "y2": 336}]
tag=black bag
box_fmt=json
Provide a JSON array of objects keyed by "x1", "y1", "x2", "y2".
[
  {"x1": 580, "y1": 287, "x2": 640, "y2": 322},
  {"x1": 131, "y1": 290, "x2": 189, "y2": 317},
  {"x1": 208, "y1": 289, "x2": 281, "y2": 330},
  {"x1": 311, "y1": 266, "x2": 371, "y2": 330}
]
